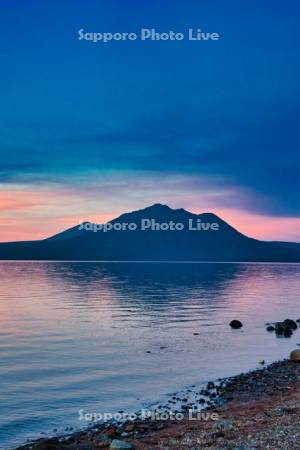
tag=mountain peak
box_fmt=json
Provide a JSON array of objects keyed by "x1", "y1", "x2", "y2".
[
  {"x1": 144, "y1": 203, "x2": 172, "y2": 211},
  {"x1": 112, "y1": 203, "x2": 192, "y2": 224},
  {"x1": 143, "y1": 204, "x2": 221, "y2": 221},
  {"x1": 143, "y1": 203, "x2": 194, "y2": 214}
]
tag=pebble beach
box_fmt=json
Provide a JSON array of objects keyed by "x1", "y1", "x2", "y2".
[{"x1": 14, "y1": 356, "x2": 300, "y2": 450}]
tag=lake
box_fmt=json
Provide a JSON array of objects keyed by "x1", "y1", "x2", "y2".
[{"x1": 0, "y1": 262, "x2": 299, "y2": 448}]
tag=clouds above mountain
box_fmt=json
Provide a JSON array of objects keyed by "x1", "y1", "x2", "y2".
[
  {"x1": 0, "y1": 0, "x2": 299, "y2": 241},
  {"x1": 1, "y1": 98, "x2": 299, "y2": 217}
]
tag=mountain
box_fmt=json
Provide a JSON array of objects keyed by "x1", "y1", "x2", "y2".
[{"x1": 0, "y1": 204, "x2": 299, "y2": 261}]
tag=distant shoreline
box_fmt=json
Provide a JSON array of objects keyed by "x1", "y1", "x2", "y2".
[
  {"x1": 1, "y1": 205, "x2": 300, "y2": 262},
  {"x1": 1, "y1": 260, "x2": 300, "y2": 263}
]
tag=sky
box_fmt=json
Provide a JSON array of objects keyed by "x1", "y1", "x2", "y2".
[{"x1": 0, "y1": 0, "x2": 299, "y2": 242}]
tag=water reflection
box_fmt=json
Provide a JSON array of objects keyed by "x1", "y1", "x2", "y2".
[
  {"x1": 38, "y1": 262, "x2": 244, "y2": 312},
  {"x1": 0, "y1": 262, "x2": 299, "y2": 449}
]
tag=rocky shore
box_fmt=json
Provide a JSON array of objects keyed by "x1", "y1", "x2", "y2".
[{"x1": 15, "y1": 356, "x2": 300, "y2": 450}]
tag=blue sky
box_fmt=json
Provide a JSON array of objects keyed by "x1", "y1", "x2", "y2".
[{"x1": 0, "y1": 0, "x2": 299, "y2": 241}]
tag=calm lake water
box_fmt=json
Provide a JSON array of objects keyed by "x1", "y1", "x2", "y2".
[{"x1": 0, "y1": 262, "x2": 300, "y2": 448}]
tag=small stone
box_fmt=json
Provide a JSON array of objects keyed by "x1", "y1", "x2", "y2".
[
  {"x1": 109, "y1": 440, "x2": 133, "y2": 449},
  {"x1": 94, "y1": 435, "x2": 112, "y2": 446},
  {"x1": 77, "y1": 440, "x2": 94, "y2": 450},
  {"x1": 290, "y1": 349, "x2": 300, "y2": 361},
  {"x1": 33, "y1": 438, "x2": 60, "y2": 450},
  {"x1": 105, "y1": 426, "x2": 118, "y2": 438},
  {"x1": 123, "y1": 423, "x2": 135, "y2": 433},
  {"x1": 266, "y1": 325, "x2": 275, "y2": 332},
  {"x1": 96, "y1": 441, "x2": 110, "y2": 450}
]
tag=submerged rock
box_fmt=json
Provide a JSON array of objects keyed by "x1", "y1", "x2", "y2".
[{"x1": 229, "y1": 320, "x2": 243, "y2": 329}]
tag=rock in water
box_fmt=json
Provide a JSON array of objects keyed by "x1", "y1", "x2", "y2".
[
  {"x1": 283, "y1": 319, "x2": 298, "y2": 330},
  {"x1": 229, "y1": 320, "x2": 243, "y2": 329},
  {"x1": 266, "y1": 325, "x2": 275, "y2": 332},
  {"x1": 274, "y1": 319, "x2": 297, "y2": 337},
  {"x1": 284, "y1": 328, "x2": 293, "y2": 337},
  {"x1": 290, "y1": 350, "x2": 300, "y2": 361},
  {"x1": 275, "y1": 322, "x2": 285, "y2": 335},
  {"x1": 110, "y1": 440, "x2": 133, "y2": 449},
  {"x1": 275, "y1": 321, "x2": 293, "y2": 337}
]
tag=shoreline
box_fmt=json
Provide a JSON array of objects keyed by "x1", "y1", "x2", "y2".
[{"x1": 15, "y1": 357, "x2": 300, "y2": 450}]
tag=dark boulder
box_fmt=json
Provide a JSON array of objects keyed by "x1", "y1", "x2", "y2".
[
  {"x1": 283, "y1": 319, "x2": 298, "y2": 330},
  {"x1": 230, "y1": 320, "x2": 243, "y2": 329},
  {"x1": 275, "y1": 322, "x2": 285, "y2": 335},
  {"x1": 275, "y1": 321, "x2": 294, "y2": 337},
  {"x1": 284, "y1": 328, "x2": 293, "y2": 337},
  {"x1": 266, "y1": 325, "x2": 275, "y2": 332}
]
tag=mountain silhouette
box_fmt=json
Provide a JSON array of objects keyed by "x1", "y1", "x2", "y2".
[{"x1": 0, "y1": 204, "x2": 299, "y2": 261}]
